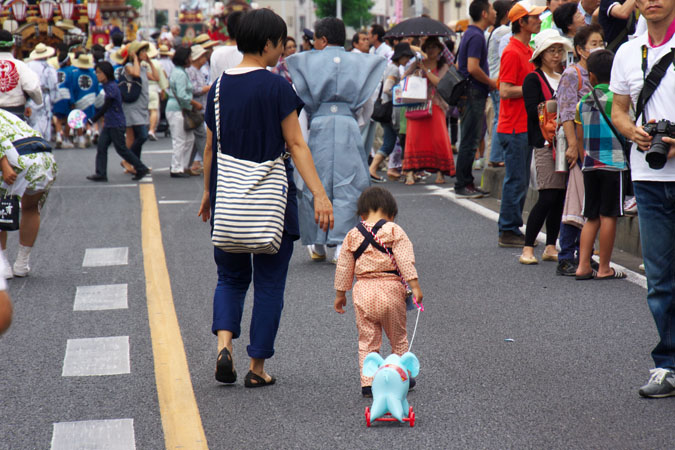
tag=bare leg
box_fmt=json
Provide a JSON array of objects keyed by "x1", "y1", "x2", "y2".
[
  {"x1": 249, "y1": 358, "x2": 273, "y2": 383},
  {"x1": 435, "y1": 171, "x2": 445, "y2": 184},
  {"x1": 597, "y1": 216, "x2": 618, "y2": 277},
  {"x1": 19, "y1": 192, "x2": 44, "y2": 247},
  {"x1": 149, "y1": 109, "x2": 158, "y2": 134},
  {"x1": 0, "y1": 231, "x2": 6, "y2": 250},
  {"x1": 369, "y1": 153, "x2": 385, "y2": 178},
  {"x1": 520, "y1": 245, "x2": 535, "y2": 259},
  {"x1": 405, "y1": 171, "x2": 415, "y2": 185},
  {"x1": 576, "y1": 218, "x2": 600, "y2": 276},
  {"x1": 126, "y1": 126, "x2": 135, "y2": 151}
]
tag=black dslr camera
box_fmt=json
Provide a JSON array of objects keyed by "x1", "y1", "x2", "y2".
[{"x1": 642, "y1": 120, "x2": 675, "y2": 169}]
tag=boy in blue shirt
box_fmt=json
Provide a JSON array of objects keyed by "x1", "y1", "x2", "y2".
[{"x1": 574, "y1": 49, "x2": 628, "y2": 280}]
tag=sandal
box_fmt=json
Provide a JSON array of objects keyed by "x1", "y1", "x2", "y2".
[
  {"x1": 244, "y1": 370, "x2": 276, "y2": 388},
  {"x1": 215, "y1": 347, "x2": 237, "y2": 384},
  {"x1": 595, "y1": 268, "x2": 627, "y2": 280},
  {"x1": 575, "y1": 269, "x2": 597, "y2": 280}
]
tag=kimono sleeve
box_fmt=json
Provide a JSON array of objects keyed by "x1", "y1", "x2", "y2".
[{"x1": 391, "y1": 224, "x2": 418, "y2": 282}]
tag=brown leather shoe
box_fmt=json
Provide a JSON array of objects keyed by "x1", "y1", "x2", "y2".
[{"x1": 499, "y1": 231, "x2": 526, "y2": 248}]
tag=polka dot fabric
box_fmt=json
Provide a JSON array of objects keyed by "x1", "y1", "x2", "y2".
[{"x1": 334, "y1": 221, "x2": 418, "y2": 387}]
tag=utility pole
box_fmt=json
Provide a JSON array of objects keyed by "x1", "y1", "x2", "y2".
[{"x1": 337, "y1": 0, "x2": 342, "y2": 19}]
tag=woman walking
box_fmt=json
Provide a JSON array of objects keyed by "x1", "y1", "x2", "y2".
[
  {"x1": 402, "y1": 37, "x2": 455, "y2": 185},
  {"x1": 519, "y1": 29, "x2": 571, "y2": 264},
  {"x1": 167, "y1": 46, "x2": 199, "y2": 178},
  {"x1": 198, "y1": 9, "x2": 333, "y2": 387}
]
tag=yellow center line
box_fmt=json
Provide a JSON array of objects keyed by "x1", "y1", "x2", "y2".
[{"x1": 140, "y1": 183, "x2": 208, "y2": 449}]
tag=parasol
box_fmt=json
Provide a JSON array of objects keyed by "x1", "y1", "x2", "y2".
[{"x1": 384, "y1": 16, "x2": 455, "y2": 38}]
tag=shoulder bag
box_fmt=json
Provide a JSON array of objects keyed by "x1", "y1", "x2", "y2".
[
  {"x1": 210, "y1": 75, "x2": 289, "y2": 255},
  {"x1": 436, "y1": 64, "x2": 469, "y2": 107},
  {"x1": 118, "y1": 73, "x2": 142, "y2": 104},
  {"x1": 372, "y1": 81, "x2": 393, "y2": 124}
]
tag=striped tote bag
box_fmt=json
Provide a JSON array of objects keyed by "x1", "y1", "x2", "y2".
[{"x1": 211, "y1": 75, "x2": 288, "y2": 254}]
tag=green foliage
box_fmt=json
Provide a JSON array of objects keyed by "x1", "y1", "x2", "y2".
[
  {"x1": 315, "y1": 0, "x2": 373, "y2": 29},
  {"x1": 155, "y1": 10, "x2": 168, "y2": 28},
  {"x1": 126, "y1": 0, "x2": 143, "y2": 11}
]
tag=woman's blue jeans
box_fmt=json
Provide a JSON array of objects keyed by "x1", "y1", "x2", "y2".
[
  {"x1": 211, "y1": 234, "x2": 294, "y2": 359},
  {"x1": 376, "y1": 122, "x2": 397, "y2": 157},
  {"x1": 489, "y1": 91, "x2": 504, "y2": 164},
  {"x1": 634, "y1": 181, "x2": 675, "y2": 370}
]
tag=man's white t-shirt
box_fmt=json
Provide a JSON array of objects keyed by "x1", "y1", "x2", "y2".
[
  {"x1": 210, "y1": 45, "x2": 244, "y2": 82},
  {"x1": 610, "y1": 28, "x2": 675, "y2": 181}
]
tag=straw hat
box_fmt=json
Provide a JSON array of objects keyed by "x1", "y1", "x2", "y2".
[
  {"x1": 55, "y1": 19, "x2": 77, "y2": 30},
  {"x1": 128, "y1": 41, "x2": 150, "y2": 57},
  {"x1": 193, "y1": 33, "x2": 219, "y2": 49},
  {"x1": 530, "y1": 28, "x2": 574, "y2": 62},
  {"x1": 159, "y1": 44, "x2": 174, "y2": 56},
  {"x1": 146, "y1": 42, "x2": 158, "y2": 59},
  {"x1": 71, "y1": 53, "x2": 94, "y2": 69},
  {"x1": 110, "y1": 45, "x2": 129, "y2": 65},
  {"x1": 29, "y1": 43, "x2": 55, "y2": 61},
  {"x1": 191, "y1": 44, "x2": 207, "y2": 61}
]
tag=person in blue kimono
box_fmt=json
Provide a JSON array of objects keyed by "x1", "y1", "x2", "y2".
[
  {"x1": 52, "y1": 50, "x2": 77, "y2": 149},
  {"x1": 286, "y1": 17, "x2": 386, "y2": 263},
  {"x1": 70, "y1": 53, "x2": 100, "y2": 148}
]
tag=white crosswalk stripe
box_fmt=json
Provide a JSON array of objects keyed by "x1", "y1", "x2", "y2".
[
  {"x1": 74, "y1": 284, "x2": 128, "y2": 311},
  {"x1": 62, "y1": 336, "x2": 130, "y2": 377},
  {"x1": 51, "y1": 418, "x2": 136, "y2": 450},
  {"x1": 82, "y1": 247, "x2": 129, "y2": 267}
]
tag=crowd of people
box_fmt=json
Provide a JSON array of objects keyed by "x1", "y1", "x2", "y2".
[{"x1": 0, "y1": 0, "x2": 674, "y2": 401}]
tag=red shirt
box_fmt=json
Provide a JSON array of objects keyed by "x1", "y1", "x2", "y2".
[{"x1": 497, "y1": 37, "x2": 534, "y2": 134}]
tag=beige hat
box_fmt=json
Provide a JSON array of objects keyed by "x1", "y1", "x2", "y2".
[
  {"x1": 29, "y1": 43, "x2": 56, "y2": 61},
  {"x1": 191, "y1": 44, "x2": 207, "y2": 61},
  {"x1": 193, "y1": 33, "x2": 219, "y2": 49},
  {"x1": 146, "y1": 42, "x2": 158, "y2": 59},
  {"x1": 110, "y1": 44, "x2": 129, "y2": 65},
  {"x1": 128, "y1": 41, "x2": 150, "y2": 57},
  {"x1": 530, "y1": 28, "x2": 574, "y2": 62},
  {"x1": 71, "y1": 53, "x2": 94, "y2": 69},
  {"x1": 55, "y1": 19, "x2": 77, "y2": 30},
  {"x1": 159, "y1": 44, "x2": 174, "y2": 56}
]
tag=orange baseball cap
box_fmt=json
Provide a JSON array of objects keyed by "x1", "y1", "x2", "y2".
[{"x1": 508, "y1": 0, "x2": 547, "y2": 22}]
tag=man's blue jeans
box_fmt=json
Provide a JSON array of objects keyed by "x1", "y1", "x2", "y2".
[
  {"x1": 498, "y1": 131, "x2": 531, "y2": 234},
  {"x1": 455, "y1": 89, "x2": 487, "y2": 190},
  {"x1": 634, "y1": 181, "x2": 675, "y2": 370},
  {"x1": 488, "y1": 91, "x2": 504, "y2": 164},
  {"x1": 127, "y1": 124, "x2": 148, "y2": 159}
]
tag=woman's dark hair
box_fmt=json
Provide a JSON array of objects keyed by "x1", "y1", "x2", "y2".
[
  {"x1": 95, "y1": 61, "x2": 115, "y2": 83},
  {"x1": 553, "y1": 2, "x2": 578, "y2": 35},
  {"x1": 91, "y1": 44, "x2": 105, "y2": 63},
  {"x1": 226, "y1": 10, "x2": 244, "y2": 40},
  {"x1": 494, "y1": 0, "x2": 514, "y2": 27},
  {"x1": 357, "y1": 187, "x2": 398, "y2": 218},
  {"x1": 421, "y1": 37, "x2": 447, "y2": 68},
  {"x1": 469, "y1": 0, "x2": 490, "y2": 23},
  {"x1": 315, "y1": 17, "x2": 346, "y2": 46},
  {"x1": 172, "y1": 45, "x2": 191, "y2": 67},
  {"x1": 370, "y1": 24, "x2": 386, "y2": 43},
  {"x1": 236, "y1": 9, "x2": 287, "y2": 55},
  {"x1": 573, "y1": 23, "x2": 604, "y2": 55},
  {"x1": 587, "y1": 49, "x2": 613, "y2": 84},
  {"x1": 285, "y1": 36, "x2": 296, "y2": 46}
]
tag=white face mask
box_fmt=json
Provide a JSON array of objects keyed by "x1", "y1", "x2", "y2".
[{"x1": 588, "y1": 46, "x2": 604, "y2": 54}]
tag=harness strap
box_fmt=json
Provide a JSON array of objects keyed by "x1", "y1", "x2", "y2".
[{"x1": 353, "y1": 219, "x2": 388, "y2": 260}]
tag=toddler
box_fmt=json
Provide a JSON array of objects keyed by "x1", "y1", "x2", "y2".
[{"x1": 334, "y1": 187, "x2": 423, "y2": 397}]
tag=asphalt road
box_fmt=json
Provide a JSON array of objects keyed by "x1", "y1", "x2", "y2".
[{"x1": 0, "y1": 136, "x2": 673, "y2": 450}]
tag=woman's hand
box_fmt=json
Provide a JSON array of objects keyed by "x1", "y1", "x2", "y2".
[
  {"x1": 334, "y1": 291, "x2": 347, "y2": 314},
  {"x1": 194, "y1": 102, "x2": 203, "y2": 111},
  {"x1": 2, "y1": 167, "x2": 17, "y2": 185},
  {"x1": 197, "y1": 191, "x2": 210, "y2": 222},
  {"x1": 313, "y1": 193, "x2": 334, "y2": 232},
  {"x1": 566, "y1": 143, "x2": 578, "y2": 169}
]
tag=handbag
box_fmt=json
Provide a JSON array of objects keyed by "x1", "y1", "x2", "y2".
[
  {"x1": 372, "y1": 82, "x2": 393, "y2": 124},
  {"x1": 400, "y1": 75, "x2": 428, "y2": 104},
  {"x1": 437, "y1": 64, "x2": 469, "y2": 107},
  {"x1": 404, "y1": 100, "x2": 432, "y2": 120},
  {"x1": 0, "y1": 195, "x2": 20, "y2": 231},
  {"x1": 182, "y1": 108, "x2": 204, "y2": 131},
  {"x1": 210, "y1": 75, "x2": 288, "y2": 254}
]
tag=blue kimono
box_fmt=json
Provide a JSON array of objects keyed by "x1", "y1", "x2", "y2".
[
  {"x1": 71, "y1": 67, "x2": 100, "y2": 120},
  {"x1": 286, "y1": 46, "x2": 386, "y2": 245},
  {"x1": 53, "y1": 65, "x2": 76, "y2": 118}
]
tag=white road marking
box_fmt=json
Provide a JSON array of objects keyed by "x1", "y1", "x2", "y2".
[
  {"x1": 74, "y1": 284, "x2": 128, "y2": 311},
  {"x1": 51, "y1": 418, "x2": 135, "y2": 450},
  {"x1": 52, "y1": 184, "x2": 137, "y2": 190},
  {"x1": 62, "y1": 336, "x2": 130, "y2": 376},
  {"x1": 139, "y1": 175, "x2": 153, "y2": 183},
  {"x1": 150, "y1": 167, "x2": 170, "y2": 172},
  {"x1": 158, "y1": 200, "x2": 199, "y2": 204},
  {"x1": 424, "y1": 185, "x2": 647, "y2": 289},
  {"x1": 143, "y1": 149, "x2": 173, "y2": 154},
  {"x1": 82, "y1": 247, "x2": 128, "y2": 267}
]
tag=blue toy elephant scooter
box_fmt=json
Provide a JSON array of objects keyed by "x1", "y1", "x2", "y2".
[{"x1": 363, "y1": 352, "x2": 419, "y2": 427}]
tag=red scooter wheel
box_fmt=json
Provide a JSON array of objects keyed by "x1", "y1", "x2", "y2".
[
  {"x1": 365, "y1": 407, "x2": 371, "y2": 427},
  {"x1": 409, "y1": 407, "x2": 415, "y2": 427}
]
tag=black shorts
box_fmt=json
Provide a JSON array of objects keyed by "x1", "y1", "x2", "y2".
[{"x1": 582, "y1": 170, "x2": 623, "y2": 219}]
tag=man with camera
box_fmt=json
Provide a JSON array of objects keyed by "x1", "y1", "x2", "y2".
[{"x1": 611, "y1": 0, "x2": 675, "y2": 398}]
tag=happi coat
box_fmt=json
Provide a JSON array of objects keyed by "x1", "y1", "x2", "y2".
[{"x1": 286, "y1": 46, "x2": 386, "y2": 245}]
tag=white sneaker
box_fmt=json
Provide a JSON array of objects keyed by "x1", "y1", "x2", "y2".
[
  {"x1": 473, "y1": 158, "x2": 485, "y2": 170},
  {"x1": 13, "y1": 260, "x2": 29, "y2": 277},
  {"x1": 55, "y1": 133, "x2": 63, "y2": 149},
  {"x1": 77, "y1": 135, "x2": 87, "y2": 149},
  {"x1": 0, "y1": 251, "x2": 12, "y2": 279}
]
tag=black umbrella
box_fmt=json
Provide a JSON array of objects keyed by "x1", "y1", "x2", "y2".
[{"x1": 384, "y1": 16, "x2": 455, "y2": 38}]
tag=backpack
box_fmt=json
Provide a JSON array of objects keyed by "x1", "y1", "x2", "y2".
[
  {"x1": 534, "y1": 71, "x2": 558, "y2": 146},
  {"x1": 118, "y1": 74, "x2": 142, "y2": 103}
]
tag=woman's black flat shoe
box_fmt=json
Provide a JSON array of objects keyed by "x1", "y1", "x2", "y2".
[
  {"x1": 244, "y1": 370, "x2": 276, "y2": 388},
  {"x1": 215, "y1": 348, "x2": 237, "y2": 384}
]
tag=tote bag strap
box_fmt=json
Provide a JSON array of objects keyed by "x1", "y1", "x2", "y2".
[{"x1": 214, "y1": 74, "x2": 223, "y2": 154}]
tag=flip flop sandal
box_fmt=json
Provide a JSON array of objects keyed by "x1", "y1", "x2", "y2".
[
  {"x1": 595, "y1": 269, "x2": 627, "y2": 280},
  {"x1": 244, "y1": 370, "x2": 276, "y2": 388},
  {"x1": 215, "y1": 347, "x2": 237, "y2": 384},
  {"x1": 575, "y1": 269, "x2": 597, "y2": 280}
]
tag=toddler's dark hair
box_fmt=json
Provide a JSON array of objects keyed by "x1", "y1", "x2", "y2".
[{"x1": 357, "y1": 187, "x2": 398, "y2": 219}]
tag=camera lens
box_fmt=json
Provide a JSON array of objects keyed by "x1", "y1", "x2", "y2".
[{"x1": 646, "y1": 136, "x2": 669, "y2": 169}]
